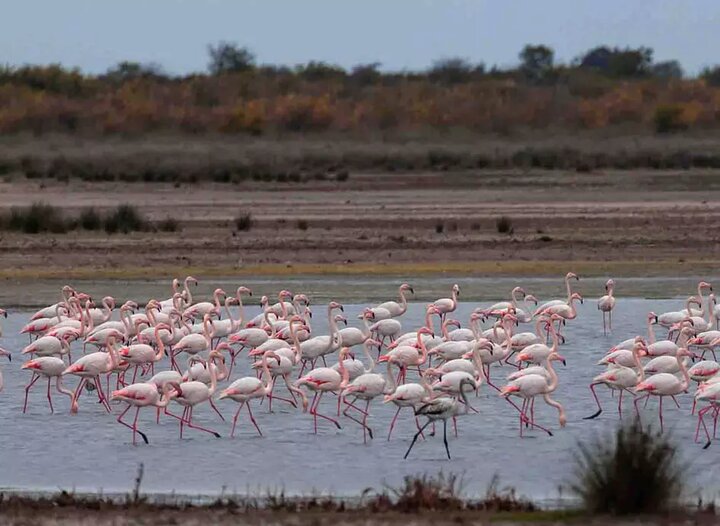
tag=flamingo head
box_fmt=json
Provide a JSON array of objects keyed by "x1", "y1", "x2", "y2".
[
  {"x1": 186, "y1": 276, "x2": 198, "y2": 286},
  {"x1": 294, "y1": 294, "x2": 309, "y2": 306},
  {"x1": 334, "y1": 314, "x2": 348, "y2": 326},
  {"x1": 0, "y1": 309, "x2": 6, "y2": 318},
  {"x1": 328, "y1": 301, "x2": 344, "y2": 312},
  {"x1": 452, "y1": 284, "x2": 461, "y2": 296},
  {"x1": 605, "y1": 279, "x2": 615, "y2": 291},
  {"x1": 512, "y1": 286, "x2": 526, "y2": 297},
  {"x1": 567, "y1": 272, "x2": 579, "y2": 281},
  {"x1": 237, "y1": 286, "x2": 252, "y2": 297},
  {"x1": 549, "y1": 352, "x2": 566, "y2": 366},
  {"x1": 445, "y1": 319, "x2": 461, "y2": 329},
  {"x1": 77, "y1": 293, "x2": 93, "y2": 303},
  {"x1": 417, "y1": 327, "x2": 435, "y2": 338},
  {"x1": 400, "y1": 283, "x2": 414, "y2": 294},
  {"x1": 571, "y1": 292, "x2": 584, "y2": 304},
  {"x1": 278, "y1": 289, "x2": 293, "y2": 301},
  {"x1": 699, "y1": 281, "x2": 713, "y2": 292},
  {"x1": 526, "y1": 294, "x2": 538, "y2": 305},
  {"x1": 359, "y1": 308, "x2": 375, "y2": 320},
  {"x1": 0, "y1": 348, "x2": 11, "y2": 362},
  {"x1": 366, "y1": 338, "x2": 382, "y2": 349}
]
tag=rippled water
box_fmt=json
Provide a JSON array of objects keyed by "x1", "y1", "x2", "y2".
[{"x1": 0, "y1": 298, "x2": 718, "y2": 501}]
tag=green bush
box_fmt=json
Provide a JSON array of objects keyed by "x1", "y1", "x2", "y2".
[
  {"x1": 654, "y1": 104, "x2": 686, "y2": 134},
  {"x1": 79, "y1": 207, "x2": 102, "y2": 230},
  {"x1": 572, "y1": 421, "x2": 685, "y2": 515},
  {"x1": 296, "y1": 219, "x2": 309, "y2": 231},
  {"x1": 103, "y1": 204, "x2": 148, "y2": 234},
  {"x1": 2, "y1": 202, "x2": 70, "y2": 234},
  {"x1": 157, "y1": 217, "x2": 180, "y2": 232},
  {"x1": 235, "y1": 213, "x2": 253, "y2": 231},
  {"x1": 496, "y1": 216, "x2": 513, "y2": 234}
]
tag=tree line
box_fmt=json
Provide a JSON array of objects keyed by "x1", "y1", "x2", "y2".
[{"x1": 3, "y1": 42, "x2": 720, "y2": 87}]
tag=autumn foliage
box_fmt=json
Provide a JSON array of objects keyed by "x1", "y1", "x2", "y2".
[{"x1": 1, "y1": 60, "x2": 720, "y2": 137}]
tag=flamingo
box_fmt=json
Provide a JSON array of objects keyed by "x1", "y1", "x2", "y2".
[
  {"x1": 111, "y1": 382, "x2": 182, "y2": 445},
  {"x1": 432, "y1": 284, "x2": 460, "y2": 321},
  {"x1": 22, "y1": 335, "x2": 72, "y2": 359},
  {"x1": 173, "y1": 314, "x2": 214, "y2": 359},
  {"x1": 339, "y1": 310, "x2": 373, "y2": 348},
  {"x1": 296, "y1": 301, "x2": 344, "y2": 372},
  {"x1": 295, "y1": 347, "x2": 350, "y2": 433},
  {"x1": 540, "y1": 292, "x2": 583, "y2": 321},
  {"x1": 21, "y1": 357, "x2": 77, "y2": 413},
  {"x1": 584, "y1": 340, "x2": 646, "y2": 419},
  {"x1": 368, "y1": 309, "x2": 403, "y2": 348},
  {"x1": 183, "y1": 288, "x2": 226, "y2": 320},
  {"x1": 486, "y1": 288, "x2": 538, "y2": 322},
  {"x1": 500, "y1": 351, "x2": 567, "y2": 436},
  {"x1": 165, "y1": 350, "x2": 224, "y2": 438},
  {"x1": 634, "y1": 347, "x2": 693, "y2": 433},
  {"x1": 379, "y1": 327, "x2": 433, "y2": 383},
  {"x1": 220, "y1": 350, "x2": 306, "y2": 437},
  {"x1": 340, "y1": 340, "x2": 395, "y2": 442},
  {"x1": 29, "y1": 285, "x2": 76, "y2": 321},
  {"x1": 383, "y1": 363, "x2": 434, "y2": 440},
  {"x1": 374, "y1": 283, "x2": 413, "y2": 318},
  {"x1": 710, "y1": 294, "x2": 720, "y2": 329},
  {"x1": 0, "y1": 348, "x2": 11, "y2": 392},
  {"x1": 117, "y1": 324, "x2": 170, "y2": 383},
  {"x1": 682, "y1": 281, "x2": 713, "y2": 317},
  {"x1": 0, "y1": 308, "x2": 6, "y2": 337},
  {"x1": 598, "y1": 279, "x2": 616, "y2": 335},
  {"x1": 403, "y1": 377, "x2": 477, "y2": 460},
  {"x1": 533, "y1": 272, "x2": 579, "y2": 316},
  {"x1": 62, "y1": 331, "x2": 123, "y2": 412}
]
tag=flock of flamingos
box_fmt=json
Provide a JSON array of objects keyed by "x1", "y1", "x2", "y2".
[{"x1": 1, "y1": 273, "x2": 720, "y2": 458}]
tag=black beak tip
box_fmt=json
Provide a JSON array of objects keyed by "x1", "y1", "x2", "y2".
[{"x1": 340, "y1": 306, "x2": 344, "y2": 312}]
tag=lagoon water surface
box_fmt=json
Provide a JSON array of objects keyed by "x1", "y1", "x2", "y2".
[{"x1": 0, "y1": 297, "x2": 718, "y2": 502}]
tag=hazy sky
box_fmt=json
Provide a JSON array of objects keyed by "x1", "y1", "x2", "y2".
[{"x1": 3, "y1": 0, "x2": 719, "y2": 75}]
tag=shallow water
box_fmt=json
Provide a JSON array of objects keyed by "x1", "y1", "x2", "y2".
[{"x1": 0, "y1": 298, "x2": 718, "y2": 503}]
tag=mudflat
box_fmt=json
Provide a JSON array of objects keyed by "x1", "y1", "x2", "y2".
[{"x1": 1, "y1": 167, "x2": 719, "y2": 279}]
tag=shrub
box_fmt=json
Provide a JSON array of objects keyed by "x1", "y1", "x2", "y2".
[
  {"x1": 157, "y1": 217, "x2": 180, "y2": 232},
  {"x1": 496, "y1": 216, "x2": 513, "y2": 234},
  {"x1": 103, "y1": 204, "x2": 148, "y2": 234},
  {"x1": 235, "y1": 213, "x2": 253, "y2": 231},
  {"x1": 388, "y1": 472, "x2": 464, "y2": 512},
  {"x1": 336, "y1": 170, "x2": 349, "y2": 182},
  {"x1": 654, "y1": 104, "x2": 686, "y2": 134},
  {"x1": 79, "y1": 207, "x2": 102, "y2": 230},
  {"x1": 2, "y1": 202, "x2": 70, "y2": 234},
  {"x1": 435, "y1": 222, "x2": 444, "y2": 234},
  {"x1": 296, "y1": 219, "x2": 309, "y2": 231},
  {"x1": 572, "y1": 421, "x2": 685, "y2": 515}
]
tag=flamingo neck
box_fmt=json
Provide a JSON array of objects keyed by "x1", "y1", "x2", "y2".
[
  {"x1": 55, "y1": 376, "x2": 75, "y2": 401},
  {"x1": 290, "y1": 321, "x2": 303, "y2": 364},
  {"x1": 542, "y1": 393, "x2": 566, "y2": 425},
  {"x1": 646, "y1": 316, "x2": 657, "y2": 344},
  {"x1": 183, "y1": 278, "x2": 194, "y2": 305},
  {"x1": 235, "y1": 291, "x2": 246, "y2": 329},
  {"x1": 361, "y1": 340, "x2": 375, "y2": 373},
  {"x1": 261, "y1": 354, "x2": 274, "y2": 393},
  {"x1": 397, "y1": 287, "x2": 408, "y2": 315},
  {"x1": 154, "y1": 327, "x2": 166, "y2": 362}
]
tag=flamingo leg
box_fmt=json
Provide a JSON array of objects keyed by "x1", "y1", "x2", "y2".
[
  {"x1": 116, "y1": 404, "x2": 149, "y2": 445},
  {"x1": 23, "y1": 374, "x2": 40, "y2": 413},
  {"x1": 658, "y1": 396, "x2": 664, "y2": 433},
  {"x1": 633, "y1": 393, "x2": 649, "y2": 424},
  {"x1": 618, "y1": 389, "x2": 623, "y2": 418},
  {"x1": 310, "y1": 391, "x2": 342, "y2": 430},
  {"x1": 46, "y1": 377, "x2": 54, "y2": 414},
  {"x1": 671, "y1": 395, "x2": 680, "y2": 409},
  {"x1": 185, "y1": 406, "x2": 222, "y2": 438},
  {"x1": 209, "y1": 398, "x2": 225, "y2": 421},
  {"x1": 584, "y1": 383, "x2": 603, "y2": 419},
  {"x1": 443, "y1": 419, "x2": 451, "y2": 460},
  {"x1": 94, "y1": 375, "x2": 112, "y2": 412},
  {"x1": 230, "y1": 402, "x2": 245, "y2": 437},
  {"x1": 387, "y1": 406, "x2": 402, "y2": 440},
  {"x1": 246, "y1": 402, "x2": 263, "y2": 437},
  {"x1": 403, "y1": 420, "x2": 432, "y2": 460},
  {"x1": 504, "y1": 397, "x2": 553, "y2": 436}
]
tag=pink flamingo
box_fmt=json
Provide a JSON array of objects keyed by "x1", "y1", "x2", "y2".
[
  {"x1": 21, "y1": 357, "x2": 77, "y2": 413},
  {"x1": 0, "y1": 348, "x2": 11, "y2": 392},
  {"x1": 634, "y1": 347, "x2": 693, "y2": 433},
  {"x1": 383, "y1": 363, "x2": 433, "y2": 440},
  {"x1": 295, "y1": 348, "x2": 351, "y2": 433},
  {"x1": 533, "y1": 272, "x2": 579, "y2": 316},
  {"x1": 374, "y1": 283, "x2": 414, "y2": 318},
  {"x1": 379, "y1": 327, "x2": 433, "y2": 383},
  {"x1": 219, "y1": 350, "x2": 307, "y2": 437},
  {"x1": 584, "y1": 340, "x2": 646, "y2": 420},
  {"x1": 111, "y1": 382, "x2": 182, "y2": 445},
  {"x1": 598, "y1": 279, "x2": 616, "y2": 335},
  {"x1": 432, "y1": 284, "x2": 460, "y2": 321},
  {"x1": 62, "y1": 330, "x2": 123, "y2": 412},
  {"x1": 165, "y1": 349, "x2": 224, "y2": 438}
]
